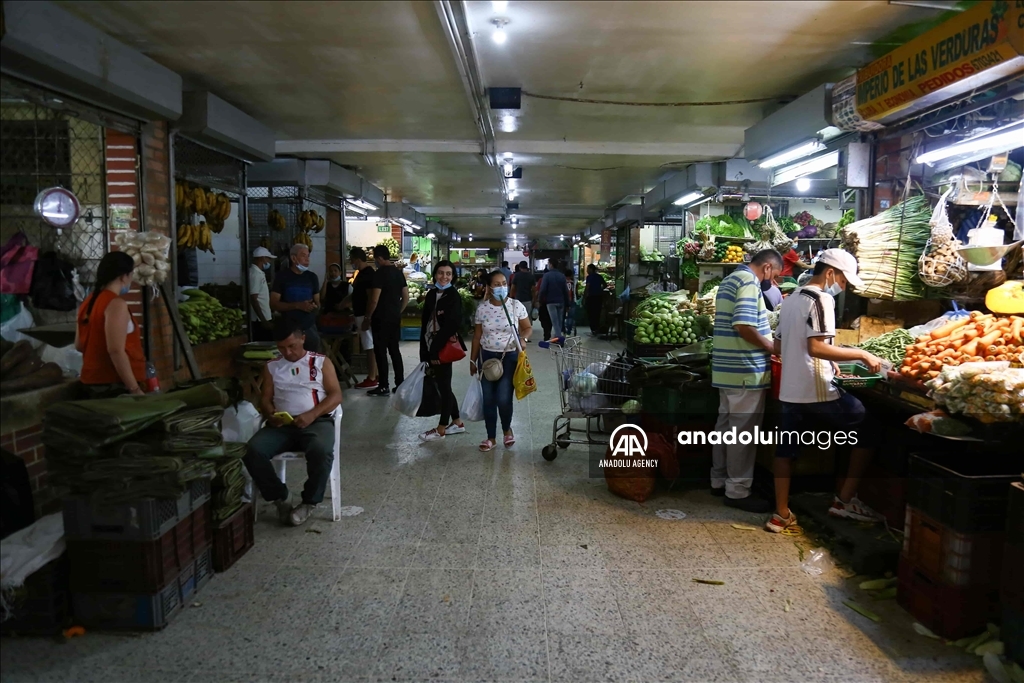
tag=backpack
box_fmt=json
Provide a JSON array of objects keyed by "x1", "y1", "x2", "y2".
[{"x1": 29, "y1": 251, "x2": 78, "y2": 311}]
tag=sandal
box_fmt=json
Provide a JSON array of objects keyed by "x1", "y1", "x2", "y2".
[
  {"x1": 479, "y1": 439, "x2": 497, "y2": 452},
  {"x1": 503, "y1": 432, "x2": 515, "y2": 448}
]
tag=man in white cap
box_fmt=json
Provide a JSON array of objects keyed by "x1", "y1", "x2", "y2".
[
  {"x1": 249, "y1": 247, "x2": 276, "y2": 341},
  {"x1": 767, "y1": 249, "x2": 885, "y2": 533}
]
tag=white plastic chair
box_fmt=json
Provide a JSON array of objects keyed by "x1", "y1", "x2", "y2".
[{"x1": 256, "y1": 408, "x2": 343, "y2": 522}]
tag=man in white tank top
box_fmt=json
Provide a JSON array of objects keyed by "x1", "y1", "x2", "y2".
[{"x1": 243, "y1": 320, "x2": 343, "y2": 527}]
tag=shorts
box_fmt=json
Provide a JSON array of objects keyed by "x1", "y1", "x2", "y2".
[
  {"x1": 354, "y1": 316, "x2": 373, "y2": 350},
  {"x1": 775, "y1": 391, "x2": 879, "y2": 459}
]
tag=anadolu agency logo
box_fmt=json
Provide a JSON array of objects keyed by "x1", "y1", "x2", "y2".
[{"x1": 599, "y1": 424, "x2": 659, "y2": 469}]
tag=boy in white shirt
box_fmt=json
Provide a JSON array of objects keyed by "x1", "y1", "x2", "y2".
[{"x1": 768, "y1": 249, "x2": 884, "y2": 533}]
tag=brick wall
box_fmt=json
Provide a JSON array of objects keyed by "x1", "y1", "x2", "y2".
[
  {"x1": 326, "y1": 207, "x2": 341, "y2": 265},
  {"x1": 1, "y1": 425, "x2": 55, "y2": 517}
]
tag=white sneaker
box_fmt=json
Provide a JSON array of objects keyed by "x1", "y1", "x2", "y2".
[
  {"x1": 419, "y1": 429, "x2": 445, "y2": 442},
  {"x1": 828, "y1": 495, "x2": 883, "y2": 522},
  {"x1": 289, "y1": 503, "x2": 316, "y2": 527},
  {"x1": 445, "y1": 423, "x2": 466, "y2": 435}
]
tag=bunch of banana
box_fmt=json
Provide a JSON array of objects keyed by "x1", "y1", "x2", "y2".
[
  {"x1": 206, "y1": 193, "x2": 232, "y2": 232},
  {"x1": 314, "y1": 212, "x2": 325, "y2": 233},
  {"x1": 299, "y1": 209, "x2": 326, "y2": 233},
  {"x1": 268, "y1": 209, "x2": 287, "y2": 231},
  {"x1": 176, "y1": 221, "x2": 215, "y2": 254},
  {"x1": 175, "y1": 181, "x2": 194, "y2": 216},
  {"x1": 294, "y1": 231, "x2": 313, "y2": 252}
]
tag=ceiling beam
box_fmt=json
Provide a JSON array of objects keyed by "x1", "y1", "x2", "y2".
[
  {"x1": 417, "y1": 206, "x2": 600, "y2": 218},
  {"x1": 276, "y1": 139, "x2": 481, "y2": 154},
  {"x1": 277, "y1": 139, "x2": 742, "y2": 158}
]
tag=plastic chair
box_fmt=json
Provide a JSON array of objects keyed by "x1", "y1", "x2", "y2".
[{"x1": 256, "y1": 408, "x2": 343, "y2": 522}]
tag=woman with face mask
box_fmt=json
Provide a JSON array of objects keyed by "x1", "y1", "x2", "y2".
[
  {"x1": 470, "y1": 270, "x2": 532, "y2": 451},
  {"x1": 74, "y1": 251, "x2": 147, "y2": 397},
  {"x1": 418, "y1": 260, "x2": 467, "y2": 442},
  {"x1": 319, "y1": 263, "x2": 350, "y2": 314}
]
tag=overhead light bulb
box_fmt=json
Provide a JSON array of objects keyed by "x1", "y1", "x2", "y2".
[
  {"x1": 492, "y1": 1, "x2": 508, "y2": 11},
  {"x1": 503, "y1": 162, "x2": 513, "y2": 177},
  {"x1": 492, "y1": 27, "x2": 507, "y2": 44},
  {"x1": 468, "y1": 236, "x2": 473, "y2": 242},
  {"x1": 672, "y1": 191, "x2": 703, "y2": 206},
  {"x1": 796, "y1": 178, "x2": 811, "y2": 192}
]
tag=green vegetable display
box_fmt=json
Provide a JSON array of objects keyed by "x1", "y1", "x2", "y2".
[
  {"x1": 841, "y1": 195, "x2": 931, "y2": 300},
  {"x1": 377, "y1": 237, "x2": 401, "y2": 259},
  {"x1": 180, "y1": 290, "x2": 245, "y2": 345},
  {"x1": 630, "y1": 297, "x2": 709, "y2": 346},
  {"x1": 694, "y1": 214, "x2": 753, "y2": 239},
  {"x1": 699, "y1": 277, "x2": 722, "y2": 296},
  {"x1": 638, "y1": 246, "x2": 664, "y2": 262},
  {"x1": 837, "y1": 209, "x2": 856, "y2": 230},
  {"x1": 681, "y1": 259, "x2": 699, "y2": 280},
  {"x1": 855, "y1": 328, "x2": 915, "y2": 366}
]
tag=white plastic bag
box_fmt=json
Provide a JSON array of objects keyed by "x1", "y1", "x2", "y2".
[
  {"x1": 800, "y1": 548, "x2": 833, "y2": 576},
  {"x1": 462, "y1": 375, "x2": 484, "y2": 422},
  {"x1": 388, "y1": 362, "x2": 428, "y2": 417},
  {"x1": 222, "y1": 400, "x2": 262, "y2": 443},
  {"x1": 0, "y1": 305, "x2": 40, "y2": 348},
  {"x1": 0, "y1": 513, "x2": 65, "y2": 619},
  {"x1": 39, "y1": 343, "x2": 83, "y2": 378}
]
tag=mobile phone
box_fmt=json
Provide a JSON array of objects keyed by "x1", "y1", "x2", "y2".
[{"x1": 273, "y1": 411, "x2": 294, "y2": 425}]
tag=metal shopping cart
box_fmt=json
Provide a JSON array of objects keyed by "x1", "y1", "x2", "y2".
[{"x1": 540, "y1": 336, "x2": 639, "y2": 461}]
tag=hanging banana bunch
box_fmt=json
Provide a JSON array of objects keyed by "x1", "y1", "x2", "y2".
[
  {"x1": 294, "y1": 231, "x2": 313, "y2": 252},
  {"x1": 268, "y1": 208, "x2": 287, "y2": 231},
  {"x1": 315, "y1": 212, "x2": 325, "y2": 233}
]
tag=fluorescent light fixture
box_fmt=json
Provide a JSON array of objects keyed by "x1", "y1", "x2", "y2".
[
  {"x1": 344, "y1": 201, "x2": 367, "y2": 216},
  {"x1": 772, "y1": 150, "x2": 840, "y2": 186},
  {"x1": 492, "y1": 27, "x2": 507, "y2": 44},
  {"x1": 672, "y1": 191, "x2": 703, "y2": 206},
  {"x1": 590, "y1": 235, "x2": 601, "y2": 243},
  {"x1": 915, "y1": 121, "x2": 1024, "y2": 166},
  {"x1": 502, "y1": 151, "x2": 514, "y2": 159},
  {"x1": 500, "y1": 115, "x2": 517, "y2": 133},
  {"x1": 796, "y1": 178, "x2": 811, "y2": 192},
  {"x1": 757, "y1": 140, "x2": 826, "y2": 169},
  {"x1": 503, "y1": 162, "x2": 514, "y2": 177},
  {"x1": 349, "y1": 197, "x2": 378, "y2": 211},
  {"x1": 492, "y1": 0, "x2": 508, "y2": 11},
  {"x1": 427, "y1": 232, "x2": 436, "y2": 239}
]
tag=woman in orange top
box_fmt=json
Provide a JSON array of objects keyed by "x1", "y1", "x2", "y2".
[{"x1": 74, "y1": 252, "x2": 146, "y2": 396}]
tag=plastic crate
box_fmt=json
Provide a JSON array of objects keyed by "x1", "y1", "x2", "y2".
[
  {"x1": 72, "y1": 547, "x2": 213, "y2": 631},
  {"x1": 832, "y1": 362, "x2": 883, "y2": 389},
  {"x1": 212, "y1": 503, "x2": 254, "y2": 572},
  {"x1": 857, "y1": 463, "x2": 908, "y2": 531},
  {"x1": 901, "y1": 506, "x2": 1004, "y2": 587},
  {"x1": 897, "y1": 557, "x2": 1000, "y2": 640},
  {"x1": 0, "y1": 555, "x2": 70, "y2": 636},
  {"x1": 907, "y1": 452, "x2": 1020, "y2": 533},
  {"x1": 63, "y1": 479, "x2": 211, "y2": 541},
  {"x1": 68, "y1": 503, "x2": 211, "y2": 593},
  {"x1": 400, "y1": 326, "x2": 420, "y2": 341},
  {"x1": 1006, "y1": 604, "x2": 1024, "y2": 667}
]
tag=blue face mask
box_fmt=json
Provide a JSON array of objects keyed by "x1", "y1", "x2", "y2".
[
  {"x1": 435, "y1": 282, "x2": 451, "y2": 290},
  {"x1": 261, "y1": 262, "x2": 271, "y2": 270},
  {"x1": 826, "y1": 283, "x2": 843, "y2": 297},
  {"x1": 120, "y1": 282, "x2": 131, "y2": 295},
  {"x1": 492, "y1": 286, "x2": 508, "y2": 300},
  {"x1": 295, "y1": 264, "x2": 309, "y2": 273}
]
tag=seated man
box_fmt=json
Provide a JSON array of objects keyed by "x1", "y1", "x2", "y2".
[{"x1": 243, "y1": 320, "x2": 343, "y2": 527}]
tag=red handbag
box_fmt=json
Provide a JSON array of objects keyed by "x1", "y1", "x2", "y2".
[{"x1": 432, "y1": 293, "x2": 466, "y2": 363}]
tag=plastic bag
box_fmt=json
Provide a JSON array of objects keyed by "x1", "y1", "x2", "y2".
[
  {"x1": 388, "y1": 362, "x2": 427, "y2": 417},
  {"x1": 222, "y1": 401, "x2": 262, "y2": 443},
  {"x1": 462, "y1": 375, "x2": 484, "y2": 422},
  {"x1": 39, "y1": 343, "x2": 83, "y2": 378},
  {"x1": 800, "y1": 548, "x2": 833, "y2": 576},
  {"x1": 0, "y1": 305, "x2": 40, "y2": 348},
  {"x1": 416, "y1": 373, "x2": 441, "y2": 417}
]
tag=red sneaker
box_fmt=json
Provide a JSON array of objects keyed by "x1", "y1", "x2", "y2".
[{"x1": 355, "y1": 378, "x2": 378, "y2": 389}]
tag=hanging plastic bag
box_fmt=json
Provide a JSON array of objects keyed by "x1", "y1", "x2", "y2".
[
  {"x1": 462, "y1": 375, "x2": 484, "y2": 422},
  {"x1": 388, "y1": 362, "x2": 427, "y2": 417}
]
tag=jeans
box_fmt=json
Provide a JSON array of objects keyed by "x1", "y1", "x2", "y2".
[
  {"x1": 480, "y1": 349, "x2": 517, "y2": 439},
  {"x1": 432, "y1": 362, "x2": 460, "y2": 427},
  {"x1": 586, "y1": 296, "x2": 603, "y2": 335},
  {"x1": 539, "y1": 303, "x2": 552, "y2": 339},
  {"x1": 243, "y1": 417, "x2": 335, "y2": 505},
  {"x1": 547, "y1": 304, "x2": 565, "y2": 338},
  {"x1": 372, "y1": 319, "x2": 404, "y2": 388}
]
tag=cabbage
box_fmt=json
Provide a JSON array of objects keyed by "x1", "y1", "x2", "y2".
[
  {"x1": 571, "y1": 371, "x2": 599, "y2": 396},
  {"x1": 803, "y1": 226, "x2": 817, "y2": 237},
  {"x1": 622, "y1": 400, "x2": 640, "y2": 415}
]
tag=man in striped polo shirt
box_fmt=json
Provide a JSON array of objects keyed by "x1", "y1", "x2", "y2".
[{"x1": 710, "y1": 249, "x2": 782, "y2": 512}]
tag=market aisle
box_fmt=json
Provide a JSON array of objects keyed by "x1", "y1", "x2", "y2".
[{"x1": 1, "y1": 329, "x2": 985, "y2": 683}]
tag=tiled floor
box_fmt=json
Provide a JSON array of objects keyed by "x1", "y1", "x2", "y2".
[{"x1": 1, "y1": 331, "x2": 986, "y2": 682}]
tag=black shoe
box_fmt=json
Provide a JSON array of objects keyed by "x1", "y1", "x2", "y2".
[
  {"x1": 710, "y1": 487, "x2": 726, "y2": 497},
  {"x1": 367, "y1": 386, "x2": 390, "y2": 397},
  {"x1": 724, "y1": 495, "x2": 771, "y2": 513}
]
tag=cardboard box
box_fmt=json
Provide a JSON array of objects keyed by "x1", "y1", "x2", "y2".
[{"x1": 856, "y1": 316, "x2": 904, "y2": 342}]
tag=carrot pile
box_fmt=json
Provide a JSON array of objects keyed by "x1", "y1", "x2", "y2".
[{"x1": 899, "y1": 312, "x2": 1024, "y2": 381}]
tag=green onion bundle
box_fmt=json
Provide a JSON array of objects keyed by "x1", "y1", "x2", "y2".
[{"x1": 841, "y1": 195, "x2": 931, "y2": 300}]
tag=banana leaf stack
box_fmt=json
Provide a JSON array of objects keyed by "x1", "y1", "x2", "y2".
[{"x1": 210, "y1": 441, "x2": 248, "y2": 522}]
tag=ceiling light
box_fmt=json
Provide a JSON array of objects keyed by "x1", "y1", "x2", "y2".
[
  {"x1": 772, "y1": 150, "x2": 840, "y2": 186},
  {"x1": 426, "y1": 232, "x2": 436, "y2": 239},
  {"x1": 796, "y1": 178, "x2": 811, "y2": 192},
  {"x1": 502, "y1": 151, "x2": 513, "y2": 159},
  {"x1": 500, "y1": 115, "x2": 517, "y2": 133},
  {"x1": 507, "y1": 178, "x2": 517, "y2": 189},
  {"x1": 492, "y1": 0, "x2": 508, "y2": 11},
  {"x1": 503, "y1": 162, "x2": 514, "y2": 177},
  {"x1": 757, "y1": 140, "x2": 827, "y2": 169},
  {"x1": 590, "y1": 235, "x2": 601, "y2": 243},
  {"x1": 915, "y1": 121, "x2": 1024, "y2": 166},
  {"x1": 344, "y1": 201, "x2": 368, "y2": 216},
  {"x1": 672, "y1": 191, "x2": 703, "y2": 206},
  {"x1": 468, "y1": 236, "x2": 473, "y2": 242},
  {"x1": 349, "y1": 197, "x2": 378, "y2": 211},
  {"x1": 492, "y1": 24, "x2": 507, "y2": 45},
  {"x1": 507, "y1": 190, "x2": 517, "y2": 200}
]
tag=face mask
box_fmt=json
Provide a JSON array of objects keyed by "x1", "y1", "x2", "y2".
[
  {"x1": 492, "y1": 286, "x2": 508, "y2": 300},
  {"x1": 295, "y1": 264, "x2": 309, "y2": 273},
  {"x1": 330, "y1": 276, "x2": 342, "y2": 283},
  {"x1": 825, "y1": 272, "x2": 843, "y2": 296},
  {"x1": 435, "y1": 282, "x2": 451, "y2": 291},
  {"x1": 261, "y1": 262, "x2": 271, "y2": 270},
  {"x1": 120, "y1": 282, "x2": 131, "y2": 295}
]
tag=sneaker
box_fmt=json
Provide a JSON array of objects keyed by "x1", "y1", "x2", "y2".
[
  {"x1": 445, "y1": 423, "x2": 466, "y2": 435},
  {"x1": 355, "y1": 378, "x2": 378, "y2": 389},
  {"x1": 765, "y1": 510, "x2": 799, "y2": 533},
  {"x1": 274, "y1": 493, "x2": 295, "y2": 524},
  {"x1": 367, "y1": 385, "x2": 391, "y2": 397},
  {"x1": 419, "y1": 428, "x2": 444, "y2": 442},
  {"x1": 709, "y1": 487, "x2": 726, "y2": 497},
  {"x1": 723, "y1": 495, "x2": 771, "y2": 513},
  {"x1": 828, "y1": 495, "x2": 883, "y2": 522},
  {"x1": 289, "y1": 503, "x2": 316, "y2": 527}
]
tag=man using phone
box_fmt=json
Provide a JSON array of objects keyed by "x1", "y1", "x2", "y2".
[{"x1": 243, "y1": 320, "x2": 343, "y2": 527}]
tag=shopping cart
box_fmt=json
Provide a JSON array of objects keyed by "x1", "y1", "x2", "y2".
[{"x1": 541, "y1": 336, "x2": 639, "y2": 461}]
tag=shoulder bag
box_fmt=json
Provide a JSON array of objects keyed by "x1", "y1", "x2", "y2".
[{"x1": 433, "y1": 290, "x2": 467, "y2": 364}]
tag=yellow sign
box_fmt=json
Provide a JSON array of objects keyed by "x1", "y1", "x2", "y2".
[{"x1": 856, "y1": 1, "x2": 1024, "y2": 122}]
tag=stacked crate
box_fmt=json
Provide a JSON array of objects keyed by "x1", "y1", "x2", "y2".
[
  {"x1": 1004, "y1": 481, "x2": 1024, "y2": 666},
  {"x1": 897, "y1": 453, "x2": 1018, "y2": 639},
  {"x1": 64, "y1": 481, "x2": 214, "y2": 630}
]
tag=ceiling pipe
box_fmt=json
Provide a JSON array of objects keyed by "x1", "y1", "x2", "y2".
[{"x1": 434, "y1": 1, "x2": 508, "y2": 200}]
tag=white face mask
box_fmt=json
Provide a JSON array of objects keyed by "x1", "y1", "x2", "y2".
[{"x1": 825, "y1": 272, "x2": 843, "y2": 296}]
